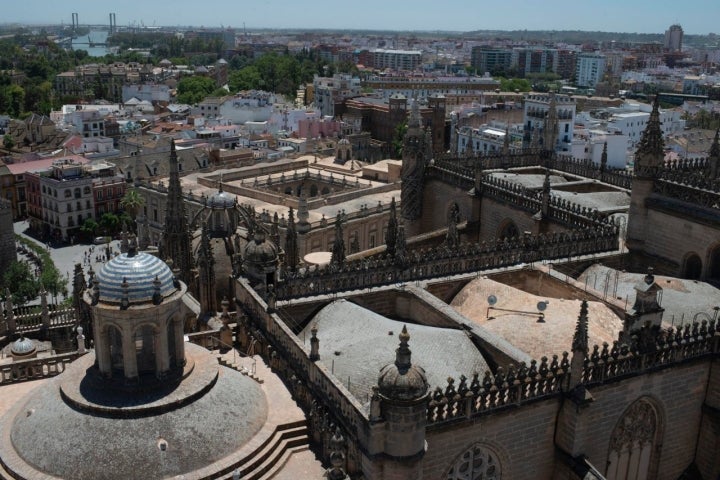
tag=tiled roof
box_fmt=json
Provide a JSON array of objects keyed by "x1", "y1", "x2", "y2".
[{"x1": 96, "y1": 252, "x2": 176, "y2": 304}]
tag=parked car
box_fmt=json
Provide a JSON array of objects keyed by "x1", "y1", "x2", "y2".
[{"x1": 93, "y1": 236, "x2": 111, "y2": 245}]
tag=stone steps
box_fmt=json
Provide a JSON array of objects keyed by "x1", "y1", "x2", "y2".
[
  {"x1": 215, "y1": 351, "x2": 263, "y2": 383},
  {"x1": 217, "y1": 421, "x2": 310, "y2": 480}
]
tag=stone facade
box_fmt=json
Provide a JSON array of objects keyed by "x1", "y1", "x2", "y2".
[{"x1": 0, "y1": 199, "x2": 16, "y2": 275}]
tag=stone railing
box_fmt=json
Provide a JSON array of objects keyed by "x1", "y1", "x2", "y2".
[
  {"x1": 0, "y1": 351, "x2": 84, "y2": 386},
  {"x1": 664, "y1": 157, "x2": 708, "y2": 172},
  {"x1": 276, "y1": 227, "x2": 619, "y2": 299},
  {"x1": 235, "y1": 279, "x2": 369, "y2": 436},
  {"x1": 581, "y1": 320, "x2": 719, "y2": 385},
  {"x1": 426, "y1": 320, "x2": 719, "y2": 427},
  {"x1": 427, "y1": 354, "x2": 569, "y2": 425},
  {"x1": 654, "y1": 178, "x2": 720, "y2": 210},
  {"x1": 480, "y1": 174, "x2": 616, "y2": 229}
]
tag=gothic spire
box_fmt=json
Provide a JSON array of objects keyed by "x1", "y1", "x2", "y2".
[
  {"x1": 395, "y1": 221, "x2": 407, "y2": 267},
  {"x1": 543, "y1": 92, "x2": 558, "y2": 152},
  {"x1": 502, "y1": 125, "x2": 510, "y2": 155},
  {"x1": 600, "y1": 141, "x2": 608, "y2": 172},
  {"x1": 707, "y1": 128, "x2": 719, "y2": 179},
  {"x1": 408, "y1": 97, "x2": 421, "y2": 130},
  {"x1": 634, "y1": 96, "x2": 665, "y2": 177},
  {"x1": 330, "y1": 213, "x2": 345, "y2": 266},
  {"x1": 386, "y1": 197, "x2": 398, "y2": 257},
  {"x1": 572, "y1": 300, "x2": 589, "y2": 354},
  {"x1": 197, "y1": 221, "x2": 217, "y2": 314},
  {"x1": 161, "y1": 139, "x2": 193, "y2": 284},
  {"x1": 285, "y1": 207, "x2": 299, "y2": 272}
]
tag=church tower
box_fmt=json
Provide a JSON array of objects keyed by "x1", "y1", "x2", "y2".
[
  {"x1": 626, "y1": 96, "x2": 664, "y2": 252},
  {"x1": 401, "y1": 99, "x2": 431, "y2": 224},
  {"x1": 428, "y1": 94, "x2": 446, "y2": 156},
  {"x1": 161, "y1": 140, "x2": 193, "y2": 284}
]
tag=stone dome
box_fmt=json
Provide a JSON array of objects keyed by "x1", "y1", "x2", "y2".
[
  {"x1": 95, "y1": 251, "x2": 177, "y2": 304},
  {"x1": 243, "y1": 231, "x2": 279, "y2": 267},
  {"x1": 377, "y1": 326, "x2": 428, "y2": 401},
  {"x1": 10, "y1": 337, "x2": 35, "y2": 356},
  {"x1": 208, "y1": 190, "x2": 236, "y2": 209},
  {"x1": 1, "y1": 344, "x2": 269, "y2": 480}
]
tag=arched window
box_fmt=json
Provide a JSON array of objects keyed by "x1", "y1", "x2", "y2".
[
  {"x1": 682, "y1": 253, "x2": 702, "y2": 280},
  {"x1": 497, "y1": 220, "x2": 519, "y2": 240},
  {"x1": 446, "y1": 443, "x2": 502, "y2": 480},
  {"x1": 606, "y1": 399, "x2": 660, "y2": 480}
]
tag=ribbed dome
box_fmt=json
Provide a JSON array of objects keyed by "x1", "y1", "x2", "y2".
[
  {"x1": 11, "y1": 337, "x2": 36, "y2": 356},
  {"x1": 95, "y1": 252, "x2": 177, "y2": 304},
  {"x1": 243, "y1": 232, "x2": 278, "y2": 267},
  {"x1": 208, "y1": 191, "x2": 235, "y2": 209},
  {"x1": 377, "y1": 326, "x2": 428, "y2": 401}
]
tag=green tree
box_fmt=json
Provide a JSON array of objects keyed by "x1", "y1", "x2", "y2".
[
  {"x1": 2, "y1": 261, "x2": 39, "y2": 305},
  {"x1": 99, "y1": 212, "x2": 120, "y2": 235},
  {"x1": 228, "y1": 66, "x2": 262, "y2": 92},
  {"x1": 392, "y1": 120, "x2": 408, "y2": 159},
  {"x1": 120, "y1": 188, "x2": 146, "y2": 220},
  {"x1": 4, "y1": 84, "x2": 25, "y2": 117},
  {"x1": 3, "y1": 133, "x2": 14, "y2": 150},
  {"x1": 176, "y1": 76, "x2": 217, "y2": 104},
  {"x1": 80, "y1": 217, "x2": 99, "y2": 238}
]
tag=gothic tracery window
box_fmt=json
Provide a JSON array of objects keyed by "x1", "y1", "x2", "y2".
[
  {"x1": 446, "y1": 444, "x2": 501, "y2": 480},
  {"x1": 606, "y1": 399, "x2": 659, "y2": 480}
]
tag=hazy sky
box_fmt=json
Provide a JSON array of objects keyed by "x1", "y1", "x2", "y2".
[{"x1": 3, "y1": 0, "x2": 719, "y2": 35}]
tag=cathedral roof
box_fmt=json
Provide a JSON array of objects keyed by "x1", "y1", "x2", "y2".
[
  {"x1": 451, "y1": 277, "x2": 624, "y2": 360},
  {"x1": 301, "y1": 299, "x2": 489, "y2": 401},
  {"x1": 208, "y1": 190, "x2": 236, "y2": 209},
  {"x1": 95, "y1": 251, "x2": 177, "y2": 304}
]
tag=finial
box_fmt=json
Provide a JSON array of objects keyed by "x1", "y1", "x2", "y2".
[
  {"x1": 395, "y1": 325, "x2": 412, "y2": 372},
  {"x1": 152, "y1": 275, "x2": 162, "y2": 305},
  {"x1": 572, "y1": 300, "x2": 589, "y2": 353}
]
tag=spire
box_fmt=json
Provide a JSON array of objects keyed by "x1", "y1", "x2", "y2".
[
  {"x1": 543, "y1": 92, "x2": 558, "y2": 152},
  {"x1": 197, "y1": 221, "x2": 217, "y2": 314},
  {"x1": 541, "y1": 169, "x2": 551, "y2": 217},
  {"x1": 395, "y1": 221, "x2": 407, "y2": 267},
  {"x1": 465, "y1": 128, "x2": 474, "y2": 158},
  {"x1": 408, "y1": 97, "x2": 421, "y2": 129},
  {"x1": 600, "y1": 141, "x2": 608, "y2": 173},
  {"x1": 502, "y1": 125, "x2": 510, "y2": 155},
  {"x1": 285, "y1": 207, "x2": 299, "y2": 272},
  {"x1": 386, "y1": 197, "x2": 398, "y2": 257},
  {"x1": 325, "y1": 427, "x2": 349, "y2": 480},
  {"x1": 395, "y1": 325, "x2": 412, "y2": 372},
  {"x1": 330, "y1": 213, "x2": 345, "y2": 266},
  {"x1": 161, "y1": 139, "x2": 193, "y2": 284},
  {"x1": 634, "y1": 96, "x2": 665, "y2": 177},
  {"x1": 572, "y1": 300, "x2": 589, "y2": 354},
  {"x1": 707, "y1": 128, "x2": 719, "y2": 179}
]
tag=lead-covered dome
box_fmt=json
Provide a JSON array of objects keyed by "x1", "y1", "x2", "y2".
[
  {"x1": 10, "y1": 337, "x2": 36, "y2": 357},
  {"x1": 95, "y1": 251, "x2": 177, "y2": 304},
  {"x1": 208, "y1": 190, "x2": 235, "y2": 209},
  {"x1": 243, "y1": 230, "x2": 279, "y2": 267}
]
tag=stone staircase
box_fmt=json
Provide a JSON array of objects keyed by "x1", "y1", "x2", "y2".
[
  {"x1": 217, "y1": 421, "x2": 310, "y2": 480},
  {"x1": 213, "y1": 349, "x2": 312, "y2": 479}
]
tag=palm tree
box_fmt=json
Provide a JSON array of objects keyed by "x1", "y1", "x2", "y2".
[{"x1": 120, "y1": 188, "x2": 146, "y2": 231}]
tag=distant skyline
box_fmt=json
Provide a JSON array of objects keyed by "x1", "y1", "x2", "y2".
[{"x1": 3, "y1": 0, "x2": 719, "y2": 35}]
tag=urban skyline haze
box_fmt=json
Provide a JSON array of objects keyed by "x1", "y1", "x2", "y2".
[{"x1": 2, "y1": 0, "x2": 719, "y2": 35}]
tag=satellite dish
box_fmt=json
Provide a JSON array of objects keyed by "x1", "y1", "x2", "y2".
[
  {"x1": 487, "y1": 295, "x2": 497, "y2": 306},
  {"x1": 537, "y1": 301, "x2": 548, "y2": 312}
]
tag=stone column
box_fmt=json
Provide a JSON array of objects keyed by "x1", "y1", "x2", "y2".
[
  {"x1": 155, "y1": 326, "x2": 169, "y2": 376},
  {"x1": 122, "y1": 327, "x2": 138, "y2": 380},
  {"x1": 96, "y1": 328, "x2": 112, "y2": 377},
  {"x1": 174, "y1": 319, "x2": 185, "y2": 366}
]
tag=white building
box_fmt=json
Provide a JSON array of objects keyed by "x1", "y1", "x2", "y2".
[
  {"x1": 606, "y1": 103, "x2": 685, "y2": 149},
  {"x1": 456, "y1": 125, "x2": 520, "y2": 155},
  {"x1": 568, "y1": 129, "x2": 629, "y2": 169},
  {"x1": 371, "y1": 49, "x2": 422, "y2": 71},
  {"x1": 313, "y1": 74, "x2": 361, "y2": 117},
  {"x1": 122, "y1": 84, "x2": 170, "y2": 104},
  {"x1": 575, "y1": 53, "x2": 606, "y2": 88},
  {"x1": 523, "y1": 93, "x2": 576, "y2": 152}
]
